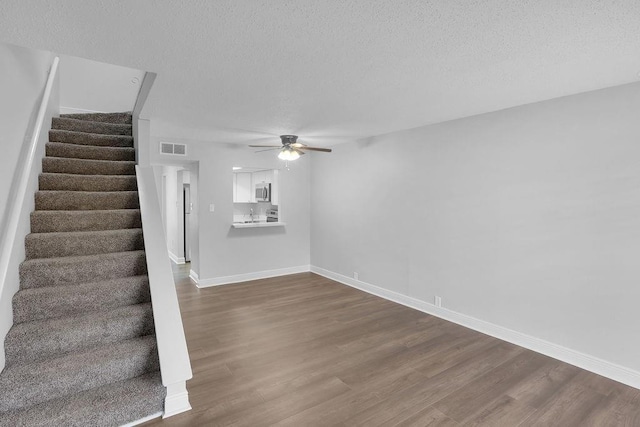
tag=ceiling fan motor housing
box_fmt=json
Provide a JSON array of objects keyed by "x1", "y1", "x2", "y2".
[{"x1": 280, "y1": 135, "x2": 298, "y2": 146}]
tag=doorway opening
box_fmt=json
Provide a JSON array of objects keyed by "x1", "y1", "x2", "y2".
[{"x1": 183, "y1": 183, "x2": 191, "y2": 263}]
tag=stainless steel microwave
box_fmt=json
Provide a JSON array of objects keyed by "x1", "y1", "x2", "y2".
[{"x1": 255, "y1": 183, "x2": 271, "y2": 202}]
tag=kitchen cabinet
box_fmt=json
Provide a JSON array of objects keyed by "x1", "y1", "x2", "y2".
[
  {"x1": 233, "y1": 168, "x2": 278, "y2": 205},
  {"x1": 252, "y1": 170, "x2": 269, "y2": 185},
  {"x1": 234, "y1": 172, "x2": 252, "y2": 203}
]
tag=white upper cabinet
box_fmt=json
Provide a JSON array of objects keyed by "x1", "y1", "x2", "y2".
[
  {"x1": 234, "y1": 172, "x2": 252, "y2": 203},
  {"x1": 252, "y1": 170, "x2": 269, "y2": 185}
]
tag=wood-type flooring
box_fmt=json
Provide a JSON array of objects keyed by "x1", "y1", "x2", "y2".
[{"x1": 144, "y1": 266, "x2": 640, "y2": 426}]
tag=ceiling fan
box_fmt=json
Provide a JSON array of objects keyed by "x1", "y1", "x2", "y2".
[{"x1": 249, "y1": 135, "x2": 332, "y2": 161}]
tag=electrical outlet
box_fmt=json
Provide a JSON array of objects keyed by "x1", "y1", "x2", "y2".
[
  {"x1": 353, "y1": 272, "x2": 359, "y2": 281},
  {"x1": 434, "y1": 296, "x2": 442, "y2": 308},
  {"x1": 209, "y1": 204, "x2": 215, "y2": 212}
]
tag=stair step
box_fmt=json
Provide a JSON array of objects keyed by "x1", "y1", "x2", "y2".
[
  {"x1": 12, "y1": 275, "x2": 150, "y2": 323},
  {"x1": 6, "y1": 303, "x2": 155, "y2": 365},
  {"x1": 60, "y1": 112, "x2": 132, "y2": 125},
  {"x1": 46, "y1": 142, "x2": 135, "y2": 161},
  {"x1": 42, "y1": 157, "x2": 135, "y2": 176},
  {"x1": 52, "y1": 117, "x2": 132, "y2": 136},
  {"x1": 25, "y1": 229, "x2": 144, "y2": 259},
  {"x1": 20, "y1": 250, "x2": 147, "y2": 289},
  {"x1": 49, "y1": 130, "x2": 133, "y2": 147},
  {"x1": 31, "y1": 209, "x2": 141, "y2": 233},
  {"x1": 0, "y1": 336, "x2": 159, "y2": 412},
  {"x1": 38, "y1": 173, "x2": 138, "y2": 192},
  {"x1": 0, "y1": 371, "x2": 164, "y2": 427},
  {"x1": 35, "y1": 191, "x2": 139, "y2": 210}
]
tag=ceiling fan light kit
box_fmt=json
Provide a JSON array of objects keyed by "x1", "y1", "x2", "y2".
[
  {"x1": 249, "y1": 135, "x2": 332, "y2": 161},
  {"x1": 278, "y1": 146, "x2": 300, "y2": 161}
]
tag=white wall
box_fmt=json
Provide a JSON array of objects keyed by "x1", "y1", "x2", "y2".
[
  {"x1": 59, "y1": 54, "x2": 145, "y2": 114},
  {"x1": 0, "y1": 43, "x2": 55, "y2": 232},
  {"x1": 311, "y1": 82, "x2": 640, "y2": 375},
  {"x1": 0, "y1": 44, "x2": 59, "y2": 371},
  {"x1": 150, "y1": 135, "x2": 311, "y2": 282}
]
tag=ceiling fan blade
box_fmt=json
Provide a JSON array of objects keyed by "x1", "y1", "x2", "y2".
[
  {"x1": 298, "y1": 146, "x2": 332, "y2": 153},
  {"x1": 291, "y1": 143, "x2": 306, "y2": 148},
  {"x1": 293, "y1": 148, "x2": 306, "y2": 155},
  {"x1": 254, "y1": 147, "x2": 281, "y2": 152},
  {"x1": 249, "y1": 145, "x2": 282, "y2": 148}
]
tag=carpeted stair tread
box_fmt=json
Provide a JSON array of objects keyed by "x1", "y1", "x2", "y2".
[
  {"x1": 52, "y1": 117, "x2": 132, "y2": 136},
  {"x1": 0, "y1": 371, "x2": 164, "y2": 427},
  {"x1": 5, "y1": 303, "x2": 155, "y2": 366},
  {"x1": 20, "y1": 250, "x2": 147, "y2": 289},
  {"x1": 12, "y1": 275, "x2": 150, "y2": 323},
  {"x1": 0, "y1": 335, "x2": 159, "y2": 412},
  {"x1": 60, "y1": 112, "x2": 132, "y2": 125},
  {"x1": 49, "y1": 129, "x2": 133, "y2": 147},
  {"x1": 35, "y1": 190, "x2": 139, "y2": 211},
  {"x1": 38, "y1": 173, "x2": 138, "y2": 192},
  {"x1": 31, "y1": 209, "x2": 141, "y2": 233},
  {"x1": 43, "y1": 157, "x2": 136, "y2": 176},
  {"x1": 25, "y1": 228, "x2": 144, "y2": 259},
  {"x1": 46, "y1": 142, "x2": 135, "y2": 161}
]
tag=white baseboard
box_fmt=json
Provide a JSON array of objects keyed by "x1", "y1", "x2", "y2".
[
  {"x1": 310, "y1": 265, "x2": 640, "y2": 391},
  {"x1": 59, "y1": 106, "x2": 108, "y2": 115},
  {"x1": 121, "y1": 412, "x2": 162, "y2": 427},
  {"x1": 163, "y1": 381, "x2": 192, "y2": 418},
  {"x1": 168, "y1": 251, "x2": 186, "y2": 265},
  {"x1": 188, "y1": 269, "x2": 199, "y2": 285},
  {"x1": 193, "y1": 265, "x2": 311, "y2": 288}
]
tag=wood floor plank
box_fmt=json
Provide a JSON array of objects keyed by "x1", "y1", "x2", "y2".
[
  {"x1": 206, "y1": 376, "x2": 351, "y2": 426},
  {"x1": 144, "y1": 267, "x2": 640, "y2": 427},
  {"x1": 506, "y1": 360, "x2": 581, "y2": 408},
  {"x1": 389, "y1": 406, "x2": 459, "y2": 427},
  {"x1": 432, "y1": 350, "x2": 550, "y2": 422},
  {"x1": 582, "y1": 388, "x2": 640, "y2": 427},
  {"x1": 273, "y1": 366, "x2": 429, "y2": 426},
  {"x1": 465, "y1": 394, "x2": 536, "y2": 426},
  {"x1": 342, "y1": 342, "x2": 525, "y2": 426},
  {"x1": 518, "y1": 371, "x2": 609, "y2": 426}
]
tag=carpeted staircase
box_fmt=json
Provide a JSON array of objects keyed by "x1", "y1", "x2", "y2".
[{"x1": 0, "y1": 113, "x2": 165, "y2": 426}]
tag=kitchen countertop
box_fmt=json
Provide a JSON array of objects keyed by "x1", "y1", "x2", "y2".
[{"x1": 231, "y1": 221, "x2": 286, "y2": 229}]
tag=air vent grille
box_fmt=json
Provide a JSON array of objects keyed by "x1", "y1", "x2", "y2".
[{"x1": 160, "y1": 142, "x2": 187, "y2": 156}]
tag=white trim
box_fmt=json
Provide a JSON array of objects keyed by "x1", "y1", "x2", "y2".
[
  {"x1": 132, "y1": 72, "x2": 156, "y2": 119},
  {"x1": 168, "y1": 251, "x2": 186, "y2": 265},
  {"x1": 59, "y1": 106, "x2": 107, "y2": 114},
  {"x1": 310, "y1": 265, "x2": 640, "y2": 390},
  {"x1": 193, "y1": 265, "x2": 311, "y2": 288},
  {"x1": 189, "y1": 269, "x2": 199, "y2": 285},
  {"x1": 163, "y1": 381, "x2": 192, "y2": 418},
  {"x1": 231, "y1": 221, "x2": 286, "y2": 228},
  {"x1": 120, "y1": 412, "x2": 162, "y2": 427},
  {"x1": 136, "y1": 166, "x2": 193, "y2": 388}
]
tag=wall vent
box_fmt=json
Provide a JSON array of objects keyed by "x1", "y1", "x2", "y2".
[{"x1": 160, "y1": 142, "x2": 187, "y2": 156}]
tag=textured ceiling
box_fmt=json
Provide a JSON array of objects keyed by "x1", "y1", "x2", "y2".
[{"x1": 2, "y1": 0, "x2": 640, "y2": 146}]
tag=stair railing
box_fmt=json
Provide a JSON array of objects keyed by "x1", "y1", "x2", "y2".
[
  {"x1": 0, "y1": 56, "x2": 59, "y2": 372},
  {"x1": 135, "y1": 165, "x2": 193, "y2": 418}
]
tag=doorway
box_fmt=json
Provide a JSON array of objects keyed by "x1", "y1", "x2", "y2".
[{"x1": 183, "y1": 183, "x2": 191, "y2": 263}]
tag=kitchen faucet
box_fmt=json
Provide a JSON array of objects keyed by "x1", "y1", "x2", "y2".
[{"x1": 249, "y1": 208, "x2": 254, "y2": 223}]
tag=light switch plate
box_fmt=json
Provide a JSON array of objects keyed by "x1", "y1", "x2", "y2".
[{"x1": 209, "y1": 204, "x2": 215, "y2": 212}]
